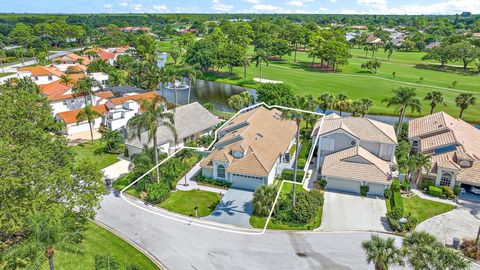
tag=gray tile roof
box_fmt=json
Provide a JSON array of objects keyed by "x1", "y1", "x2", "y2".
[{"x1": 126, "y1": 102, "x2": 220, "y2": 149}]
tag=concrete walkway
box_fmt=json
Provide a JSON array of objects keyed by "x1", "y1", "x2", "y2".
[
  {"x1": 176, "y1": 162, "x2": 227, "y2": 194},
  {"x1": 102, "y1": 159, "x2": 131, "y2": 180},
  {"x1": 411, "y1": 189, "x2": 457, "y2": 206}
]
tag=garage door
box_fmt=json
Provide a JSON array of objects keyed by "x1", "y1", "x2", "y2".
[
  {"x1": 367, "y1": 183, "x2": 388, "y2": 196},
  {"x1": 231, "y1": 174, "x2": 264, "y2": 191},
  {"x1": 326, "y1": 177, "x2": 361, "y2": 194}
]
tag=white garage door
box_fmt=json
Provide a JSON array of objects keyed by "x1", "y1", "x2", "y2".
[
  {"x1": 231, "y1": 174, "x2": 264, "y2": 191},
  {"x1": 326, "y1": 177, "x2": 361, "y2": 194},
  {"x1": 367, "y1": 183, "x2": 388, "y2": 196}
]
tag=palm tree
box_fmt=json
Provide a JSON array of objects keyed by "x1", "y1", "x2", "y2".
[
  {"x1": 424, "y1": 91, "x2": 446, "y2": 114},
  {"x1": 101, "y1": 129, "x2": 124, "y2": 153},
  {"x1": 408, "y1": 153, "x2": 431, "y2": 186},
  {"x1": 181, "y1": 64, "x2": 201, "y2": 104},
  {"x1": 15, "y1": 48, "x2": 27, "y2": 67},
  {"x1": 333, "y1": 93, "x2": 352, "y2": 116},
  {"x1": 240, "y1": 55, "x2": 251, "y2": 79},
  {"x1": 382, "y1": 87, "x2": 421, "y2": 138},
  {"x1": 317, "y1": 93, "x2": 334, "y2": 112},
  {"x1": 361, "y1": 234, "x2": 404, "y2": 270},
  {"x1": 252, "y1": 49, "x2": 269, "y2": 83},
  {"x1": 2, "y1": 210, "x2": 78, "y2": 270},
  {"x1": 72, "y1": 77, "x2": 101, "y2": 105},
  {"x1": 143, "y1": 64, "x2": 162, "y2": 92},
  {"x1": 282, "y1": 95, "x2": 309, "y2": 207},
  {"x1": 455, "y1": 93, "x2": 476, "y2": 119},
  {"x1": 127, "y1": 97, "x2": 177, "y2": 183},
  {"x1": 240, "y1": 91, "x2": 254, "y2": 107},
  {"x1": 163, "y1": 64, "x2": 181, "y2": 109},
  {"x1": 228, "y1": 94, "x2": 245, "y2": 112},
  {"x1": 384, "y1": 42, "x2": 395, "y2": 61},
  {"x1": 76, "y1": 105, "x2": 102, "y2": 142},
  {"x1": 252, "y1": 185, "x2": 278, "y2": 216},
  {"x1": 59, "y1": 74, "x2": 72, "y2": 86},
  {"x1": 351, "y1": 98, "x2": 374, "y2": 117}
]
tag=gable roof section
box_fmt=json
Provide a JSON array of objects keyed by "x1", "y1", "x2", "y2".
[
  {"x1": 312, "y1": 113, "x2": 397, "y2": 144},
  {"x1": 56, "y1": 104, "x2": 108, "y2": 124},
  {"x1": 53, "y1": 53, "x2": 91, "y2": 65},
  {"x1": 108, "y1": 92, "x2": 163, "y2": 106},
  {"x1": 322, "y1": 146, "x2": 392, "y2": 183},
  {"x1": 18, "y1": 66, "x2": 64, "y2": 77}
]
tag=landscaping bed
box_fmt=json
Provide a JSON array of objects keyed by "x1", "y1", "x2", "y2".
[
  {"x1": 71, "y1": 140, "x2": 119, "y2": 170},
  {"x1": 159, "y1": 190, "x2": 221, "y2": 217},
  {"x1": 41, "y1": 222, "x2": 158, "y2": 270},
  {"x1": 403, "y1": 195, "x2": 456, "y2": 224}
]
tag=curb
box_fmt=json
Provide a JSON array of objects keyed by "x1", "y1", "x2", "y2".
[{"x1": 95, "y1": 220, "x2": 167, "y2": 270}]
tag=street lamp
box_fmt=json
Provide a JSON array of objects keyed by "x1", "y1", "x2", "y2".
[{"x1": 183, "y1": 158, "x2": 189, "y2": 187}]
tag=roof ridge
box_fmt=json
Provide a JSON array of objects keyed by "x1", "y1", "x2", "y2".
[{"x1": 366, "y1": 118, "x2": 397, "y2": 144}]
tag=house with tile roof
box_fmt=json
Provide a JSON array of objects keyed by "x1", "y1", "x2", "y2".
[
  {"x1": 311, "y1": 113, "x2": 398, "y2": 196},
  {"x1": 52, "y1": 53, "x2": 91, "y2": 72},
  {"x1": 126, "y1": 102, "x2": 220, "y2": 157},
  {"x1": 408, "y1": 112, "x2": 480, "y2": 190},
  {"x1": 200, "y1": 106, "x2": 297, "y2": 191},
  {"x1": 17, "y1": 66, "x2": 64, "y2": 85},
  {"x1": 83, "y1": 47, "x2": 129, "y2": 65}
]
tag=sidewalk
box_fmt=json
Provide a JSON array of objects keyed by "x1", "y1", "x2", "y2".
[
  {"x1": 102, "y1": 159, "x2": 131, "y2": 180},
  {"x1": 411, "y1": 189, "x2": 457, "y2": 206},
  {"x1": 176, "y1": 162, "x2": 227, "y2": 194}
]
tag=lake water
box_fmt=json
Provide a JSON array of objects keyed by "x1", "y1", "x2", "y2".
[{"x1": 158, "y1": 79, "x2": 255, "y2": 112}]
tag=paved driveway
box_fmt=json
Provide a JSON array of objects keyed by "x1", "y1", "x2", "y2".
[
  {"x1": 319, "y1": 191, "x2": 390, "y2": 232},
  {"x1": 203, "y1": 188, "x2": 254, "y2": 228}
]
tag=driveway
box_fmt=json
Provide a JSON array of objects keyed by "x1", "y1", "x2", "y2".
[
  {"x1": 203, "y1": 188, "x2": 254, "y2": 228},
  {"x1": 416, "y1": 199, "x2": 480, "y2": 245},
  {"x1": 319, "y1": 191, "x2": 389, "y2": 232}
]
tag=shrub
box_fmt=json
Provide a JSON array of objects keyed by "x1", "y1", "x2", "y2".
[
  {"x1": 146, "y1": 181, "x2": 170, "y2": 204},
  {"x1": 95, "y1": 255, "x2": 119, "y2": 270},
  {"x1": 282, "y1": 169, "x2": 305, "y2": 182},
  {"x1": 441, "y1": 186, "x2": 455, "y2": 199},
  {"x1": 196, "y1": 174, "x2": 232, "y2": 189},
  {"x1": 253, "y1": 185, "x2": 278, "y2": 216},
  {"x1": 298, "y1": 139, "x2": 312, "y2": 159},
  {"x1": 461, "y1": 239, "x2": 480, "y2": 260},
  {"x1": 318, "y1": 179, "x2": 327, "y2": 190},
  {"x1": 296, "y1": 158, "x2": 306, "y2": 169},
  {"x1": 453, "y1": 186, "x2": 462, "y2": 196},
  {"x1": 291, "y1": 190, "x2": 324, "y2": 224},
  {"x1": 384, "y1": 188, "x2": 392, "y2": 199},
  {"x1": 428, "y1": 186, "x2": 443, "y2": 197},
  {"x1": 420, "y1": 178, "x2": 435, "y2": 190},
  {"x1": 400, "y1": 181, "x2": 410, "y2": 191},
  {"x1": 360, "y1": 184, "x2": 369, "y2": 197},
  {"x1": 389, "y1": 180, "x2": 404, "y2": 215}
]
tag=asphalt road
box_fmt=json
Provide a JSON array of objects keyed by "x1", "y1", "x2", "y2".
[{"x1": 96, "y1": 192, "x2": 404, "y2": 270}]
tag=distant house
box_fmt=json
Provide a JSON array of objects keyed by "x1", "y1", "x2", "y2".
[
  {"x1": 177, "y1": 28, "x2": 197, "y2": 35},
  {"x1": 83, "y1": 47, "x2": 129, "y2": 65},
  {"x1": 17, "y1": 66, "x2": 64, "y2": 85},
  {"x1": 351, "y1": 25, "x2": 368, "y2": 30},
  {"x1": 126, "y1": 102, "x2": 220, "y2": 157},
  {"x1": 200, "y1": 106, "x2": 297, "y2": 191},
  {"x1": 56, "y1": 104, "x2": 109, "y2": 136},
  {"x1": 366, "y1": 35, "x2": 384, "y2": 45},
  {"x1": 408, "y1": 112, "x2": 480, "y2": 189},
  {"x1": 425, "y1": 42, "x2": 441, "y2": 50},
  {"x1": 312, "y1": 113, "x2": 398, "y2": 196},
  {"x1": 52, "y1": 53, "x2": 91, "y2": 72},
  {"x1": 119, "y1": 26, "x2": 151, "y2": 33}
]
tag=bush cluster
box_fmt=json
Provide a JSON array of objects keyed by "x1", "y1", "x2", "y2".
[
  {"x1": 360, "y1": 184, "x2": 369, "y2": 197},
  {"x1": 282, "y1": 169, "x2": 305, "y2": 182},
  {"x1": 146, "y1": 181, "x2": 170, "y2": 204},
  {"x1": 196, "y1": 174, "x2": 232, "y2": 189},
  {"x1": 420, "y1": 178, "x2": 435, "y2": 190},
  {"x1": 318, "y1": 179, "x2": 327, "y2": 190},
  {"x1": 275, "y1": 189, "x2": 324, "y2": 224},
  {"x1": 460, "y1": 239, "x2": 480, "y2": 261},
  {"x1": 296, "y1": 158, "x2": 306, "y2": 169},
  {"x1": 428, "y1": 186, "x2": 443, "y2": 197},
  {"x1": 390, "y1": 180, "x2": 404, "y2": 216}
]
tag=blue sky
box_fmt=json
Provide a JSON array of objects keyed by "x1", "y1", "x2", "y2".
[{"x1": 1, "y1": 0, "x2": 479, "y2": 15}]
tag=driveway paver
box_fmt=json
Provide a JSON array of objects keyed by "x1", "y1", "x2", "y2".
[
  {"x1": 203, "y1": 188, "x2": 254, "y2": 228},
  {"x1": 319, "y1": 191, "x2": 390, "y2": 232}
]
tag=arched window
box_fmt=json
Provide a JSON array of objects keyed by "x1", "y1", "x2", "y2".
[
  {"x1": 440, "y1": 172, "x2": 452, "y2": 187},
  {"x1": 217, "y1": 165, "x2": 226, "y2": 179}
]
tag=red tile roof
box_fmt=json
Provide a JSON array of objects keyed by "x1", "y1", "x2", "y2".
[
  {"x1": 57, "y1": 105, "x2": 108, "y2": 124},
  {"x1": 108, "y1": 92, "x2": 163, "y2": 105}
]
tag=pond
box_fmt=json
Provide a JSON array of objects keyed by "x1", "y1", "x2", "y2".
[{"x1": 158, "y1": 79, "x2": 256, "y2": 112}]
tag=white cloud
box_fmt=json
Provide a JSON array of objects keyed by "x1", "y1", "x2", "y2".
[
  {"x1": 329, "y1": 0, "x2": 337, "y2": 2},
  {"x1": 351, "y1": 0, "x2": 480, "y2": 15},
  {"x1": 119, "y1": 2, "x2": 128, "y2": 7},
  {"x1": 243, "y1": 0, "x2": 260, "y2": 3},
  {"x1": 287, "y1": 1, "x2": 304, "y2": 7},
  {"x1": 249, "y1": 4, "x2": 289, "y2": 12},
  {"x1": 153, "y1": 4, "x2": 169, "y2": 12},
  {"x1": 212, "y1": 0, "x2": 234, "y2": 12},
  {"x1": 103, "y1": 3, "x2": 113, "y2": 9},
  {"x1": 130, "y1": 3, "x2": 143, "y2": 12},
  {"x1": 357, "y1": 0, "x2": 387, "y2": 5}
]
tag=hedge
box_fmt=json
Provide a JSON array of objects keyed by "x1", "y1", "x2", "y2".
[
  {"x1": 390, "y1": 180, "x2": 404, "y2": 215},
  {"x1": 420, "y1": 178, "x2": 435, "y2": 190},
  {"x1": 196, "y1": 175, "x2": 232, "y2": 189},
  {"x1": 281, "y1": 169, "x2": 305, "y2": 182},
  {"x1": 428, "y1": 186, "x2": 443, "y2": 197}
]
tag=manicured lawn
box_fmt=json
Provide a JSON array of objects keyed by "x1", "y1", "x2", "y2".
[
  {"x1": 159, "y1": 190, "x2": 221, "y2": 217},
  {"x1": 41, "y1": 222, "x2": 159, "y2": 270},
  {"x1": 403, "y1": 195, "x2": 456, "y2": 224},
  {"x1": 0, "y1": 72, "x2": 14, "y2": 77},
  {"x1": 250, "y1": 182, "x2": 323, "y2": 230},
  {"x1": 71, "y1": 140, "x2": 119, "y2": 170}
]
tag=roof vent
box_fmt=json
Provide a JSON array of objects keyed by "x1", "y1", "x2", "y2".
[{"x1": 255, "y1": 133, "x2": 264, "y2": 140}]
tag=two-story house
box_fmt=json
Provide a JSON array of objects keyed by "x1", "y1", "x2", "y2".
[
  {"x1": 200, "y1": 106, "x2": 297, "y2": 191},
  {"x1": 17, "y1": 66, "x2": 63, "y2": 85},
  {"x1": 408, "y1": 112, "x2": 480, "y2": 190},
  {"x1": 311, "y1": 113, "x2": 398, "y2": 196},
  {"x1": 52, "y1": 53, "x2": 91, "y2": 72}
]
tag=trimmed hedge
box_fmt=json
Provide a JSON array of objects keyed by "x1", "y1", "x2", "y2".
[
  {"x1": 390, "y1": 180, "x2": 404, "y2": 216},
  {"x1": 441, "y1": 186, "x2": 455, "y2": 199},
  {"x1": 428, "y1": 186, "x2": 443, "y2": 197},
  {"x1": 196, "y1": 175, "x2": 232, "y2": 189},
  {"x1": 360, "y1": 185, "x2": 369, "y2": 197},
  {"x1": 282, "y1": 169, "x2": 305, "y2": 182},
  {"x1": 146, "y1": 182, "x2": 171, "y2": 204},
  {"x1": 296, "y1": 158, "x2": 306, "y2": 169},
  {"x1": 454, "y1": 186, "x2": 462, "y2": 196}
]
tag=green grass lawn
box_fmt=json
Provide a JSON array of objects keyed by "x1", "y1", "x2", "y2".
[
  {"x1": 41, "y1": 222, "x2": 159, "y2": 270},
  {"x1": 250, "y1": 182, "x2": 323, "y2": 230},
  {"x1": 0, "y1": 72, "x2": 14, "y2": 77},
  {"x1": 403, "y1": 195, "x2": 456, "y2": 224},
  {"x1": 71, "y1": 140, "x2": 119, "y2": 170},
  {"x1": 159, "y1": 190, "x2": 221, "y2": 217}
]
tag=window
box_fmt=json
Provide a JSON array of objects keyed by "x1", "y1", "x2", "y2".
[
  {"x1": 48, "y1": 75, "x2": 53, "y2": 81},
  {"x1": 440, "y1": 172, "x2": 452, "y2": 187},
  {"x1": 217, "y1": 165, "x2": 226, "y2": 179},
  {"x1": 63, "y1": 100, "x2": 67, "y2": 105}
]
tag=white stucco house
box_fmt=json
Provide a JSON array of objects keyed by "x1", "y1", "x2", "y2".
[
  {"x1": 126, "y1": 102, "x2": 220, "y2": 157},
  {"x1": 16, "y1": 66, "x2": 63, "y2": 85},
  {"x1": 200, "y1": 106, "x2": 297, "y2": 191},
  {"x1": 312, "y1": 113, "x2": 398, "y2": 196},
  {"x1": 408, "y1": 112, "x2": 480, "y2": 190}
]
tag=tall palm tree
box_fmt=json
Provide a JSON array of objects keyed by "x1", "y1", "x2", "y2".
[
  {"x1": 181, "y1": 64, "x2": 201, "y2": 104},
  {"x1": 384, "y1": 41, "x2": 395, "y2": 61},
  {"x1": 252, "y1": 49, "x2": 269, "y2": 83},
  {"x1": 424, "y1": 91, "x2": 446, "y2": 114},
  {"x1": 282, "y1": 95, "x2": 309, "y2": 207},
  {"x1": 333, "y1": 93, "x2": 352, "y2": 116},
  {"x1": 143, "y1": 64, "x2": 162, "y2": 92},
  {"x1": 240, "y1": 55, "x2": 251, "y2": 79},
  {"x1": 361, "y1": 234, "x2": 404, "y2": 270},
  {"x1": 76, "y1": 105, "x2": 102, "y2": 142},
  {"x1": 402, "y1": 231, "x2": 443, "y2": 270},
  {"x1": 101, "y1": 129, "x2": 124, "y2": 153},
  {"x1": 317, "y1": 93, "x2": 334, "y2": 112},
  {"x1": 382, "y1": 87, "x2": 421, "y2": 138},
  {"x1": 127, "y1": 97, "x2": 177, "y2": 183},
  {"x1": 455, "y1": 93, "x2": 476, "y2": 119},
  {"x1": 72, "y1": 77, "x2": 101, "y2": 105},
  {"x1": 408, "y1": 153, "x2": 431, "y2": 186},
  {"x1": 2, "y1": 210, "x2": 79, "y2": 270},
  {"x1": 228, "y1": 94, "x2": 245, "y2": 112},
  {"x1": 240, "y1": 91, "x2": 254, "y2": 107},
  {"x1": 59, "y1": 74, "x2": 72, "y2": 86},
  {"x1": 163, "y1": 64, "x2": 181, "y2": 109},
  {"x1": 351, "y1": 98, "x2": 374, "y2": 117}
]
